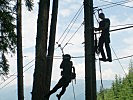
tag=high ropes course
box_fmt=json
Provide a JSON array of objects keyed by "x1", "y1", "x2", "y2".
[{"x1": 0, "y1": 0, "x2": 133, "y2": 100}]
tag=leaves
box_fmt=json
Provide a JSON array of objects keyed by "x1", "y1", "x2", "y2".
[
  {"x1": 25, "y1": 0, "x2": 34, "y2": 11},
  {"x1": 0, "y1": 0, "x2": 16, "y2": 76},
  {"x1": 0, "y1": 53, "x2": 9, "y2": 75},
  {"x1": 97, "y1": 62, "x2": 133, "y2": 100}
]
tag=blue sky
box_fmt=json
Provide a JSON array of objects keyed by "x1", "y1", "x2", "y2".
[{"x1": 0, "y1": 0, "x2": 133, "y2": 98}]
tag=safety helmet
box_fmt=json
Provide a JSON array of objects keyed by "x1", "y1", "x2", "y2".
[
  {"x1": 63, "y1": 54, "x2": 71, "y2": 60},
  {"x1": 99, "y1": 13, "x2": 105, "y2": 19}
]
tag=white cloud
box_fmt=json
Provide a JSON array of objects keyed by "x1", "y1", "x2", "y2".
[
  {"x1": 62, "y1": 0, "x2": 75, "y2": 3},
  {"x1": 123, "y1": 37, "x2": 133, "y2": 45},
  {"x1": 24, "y1": 72, "x2": 34, "y2": 86},
  {"x1": 125, "y1": 0, "x2": 133, "y2": 6},
  {"x1": 102, "y1": 68, "x2": 116, "y2": 80},
  {"x1": 22, "y1": 6, "x2": 37, "y2": 48},
  {"x1": 60, "y1": 9, "x2": 73, "y2": 17}
]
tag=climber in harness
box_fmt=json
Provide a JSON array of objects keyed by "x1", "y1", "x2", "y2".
[
  {"x1": 46, "y1": 54, "x2": 76, "y2": 100},
  {"x1": 94, "y1": 13, "x2": 112, "y2": 62}
]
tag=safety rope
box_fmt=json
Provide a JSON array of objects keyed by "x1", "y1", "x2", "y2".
[
  {"x1": 56, "y1": 4, "x2": 83, "y2": 44},
  {"x1": 100, "y1": 0, "x2": 133, "y2": 9},
  {"x1": 62, "y1": 22, "x2": 84, "y2": 49},
  {"x1": 110, "y1": 45, "x2": 127, "y2": 76},
  {"x1": 98, "y1": 55, "x2": 105, "y2": 100},
  {"x1": 98, "y1": 0, "x2": 132, "y2": 8},
  {"x1": 60, "y1": 7, "x2": 83, "y2": 45},
  {"x1": 110, "y1": 45, "x2": 132, "y2": 86},
  {"x1": 72, "y1": 80, "x2": 76, "y2": 100}
]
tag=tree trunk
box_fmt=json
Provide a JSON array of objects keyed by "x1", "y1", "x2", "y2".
[
  {"x1": 46, "y1": 0, "x2": 59, "y2": 97},
  {"x1": 17, "y1": 0, "x2": 24, "y2": 100},
  {"x1": 32, "y1": 0, "x2": 50, "y2": 100}
]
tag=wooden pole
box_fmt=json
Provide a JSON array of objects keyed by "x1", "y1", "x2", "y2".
[
  {"x1": 84, "y1": 0, "x2": 96, "y2": 100},
  {"x1": 17, "y1": 0, "x2": 24, "y2": 100},
  {"x1": 46, "y1": 0, "x2": 59, "y2": 97}
]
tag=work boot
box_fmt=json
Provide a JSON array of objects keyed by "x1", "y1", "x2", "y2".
[
  {"x1": 99, "y1": 58, "x2": 106, "y2": 62},
  {"x1": 106, "y1": 58, "x2": 112, "y2": 62},
  {"x1": 56, "y1": 94, "x2": 61, "y2": 100}
]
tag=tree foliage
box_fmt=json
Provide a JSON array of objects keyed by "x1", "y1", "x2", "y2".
[
  {"x1": 0, "y1": 0, "x2": 16, "y2": 76},
  {"x1": 97, "y1": 61, "x2": 133, "y2": 100},
  {"x1": 0, "y1": 0, "x2": 34, "y2": 76},
  {"x1": 25, "y1": 0, "x2": 34, "y2": 11}
]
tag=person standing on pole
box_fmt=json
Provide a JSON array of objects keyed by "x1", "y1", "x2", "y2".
[{"x1": 95, "y1": 13, "x2": 112, "y2": 62}]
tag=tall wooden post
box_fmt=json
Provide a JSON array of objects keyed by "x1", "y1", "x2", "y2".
[
  {"x1": 17, "y1": 0, "x2": 24, "y2": 100},
  {"x1": 32, "y1": 0, "x2": 50, "y2": 100},
  {"x1": 46, "y1": 0, "x2": 59, "y2": 96},
  {"x1": 84, "y1": 0, "x2": 96, "y2": 100}
]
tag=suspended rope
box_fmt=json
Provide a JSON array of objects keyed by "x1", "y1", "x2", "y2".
[
  {"x1": 97, "y1": 55, "x2": 105, "y2": 100},
  {"x1": 98, "y1": 0, "x2": 132, "y2": 8},
  {"x1": 72, "y1": 81, "x2": 76, "y2": 100},
  {"x1": 0, "y1": 59, "x2": 35, "y2": 86},
  {"x1": 60, "y1": 7, "x2": 83, "y2": 45},
  {"x1": 110, "y1": 25, "x2": 133, "y2": 32},
  {"x1": 0, "y1": 64, "x2": 35, "y2": 89},
  {"x1": 111, "y1": 23, "x2": 133, "y2": 27},
  {"x1": 62, "y1": 22, "x2": 84, "y2": 49},
  {"x1": 110, "y1": 45, "x2": 127, "y2": 76},
  {"x1": 56, "y1": 4, "x2": 83, "y2": 44},
  {"x1": 113, "y1": 54, "x2": 133, "y2": 61},
  {"x1": 111, "y1": 45, "x2": 132, "y2": 87},
  {"x1": 100, "y1": 0, "x2": 133, "y2": 9}
]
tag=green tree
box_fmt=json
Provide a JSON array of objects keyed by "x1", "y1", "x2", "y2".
[
  {"x1": 0, "y1": 0, "x2": 16, "y2": 76},
  {"x1": 97, "y1": 61, "x2": 133, "y2": 100}
]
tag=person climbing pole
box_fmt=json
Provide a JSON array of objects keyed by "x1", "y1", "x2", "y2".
[
  {"x1": 94, "y1": 13, "x2": 112, "y2": 62},
  {"x1": 45, "y1": 54, "x2": 76, "y2": 100}
]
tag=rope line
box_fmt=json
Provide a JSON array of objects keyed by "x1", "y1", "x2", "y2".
[
  {"x1": 100, "y1": 0, "x2": 133, "y2": 9},
  {"x1": 62, "y1": 22, "x2": 84, "y2": 49},
  {"x1": 111, "y1": 24, "x2": 133, "y2": 27},
  {"x1": 56, "y1": 4, "x2": 83, "y2": 44},
  {"x1": 94, "y1": 25, "x2": 133, "y2": 35},
  {"x1": 98, "y1": 58, "x2": 105, "y2": 100},
  {"x1": 110, "y1": 25, "x2": 133, "y2": 32},
  {"x1": 110, "y1": 45, "x2": 127, "y2": 76},
  {"x1": 0, "y1": 53, "x2": 133, "y2": 89},
  {"x1": 0, "y1": 64, "x2": 35, "y2": 89},
  {"x1": 0, "y1": 59, "x2": 35, "y2": 87},
  {"x1": 113, "y1": 55, "x2": 133, "y2": 61},
  {"x1": 46, "y1": 54, "x2": 133, "y2": 60},
  {"x1": 72, "y1": 81, "x2": 76, "y2": 100},
  {"x1": 97, "y1": 0, "x2": 132, "y2": 8},
  {"x1": 60, "y1": 7, "x2": 83, "y2": 45},
  {"x1": 0, "y1": 77, "x2": 16, "y2": 89},
  {"x1": 110, "y1": 46, "x2": 132, "y2": 87}
]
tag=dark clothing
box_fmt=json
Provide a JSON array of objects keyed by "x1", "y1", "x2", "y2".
[
  {"x1": 99, "y1": 18, "x2": 110, "y2": 43},
  {"x1": 47, "y1": 59, "x2": 73, "y2": 100},
  {"x1": 48, "y1": 77, "x2": 70, "y2": 100},
  {"x1": 98, "y1": 36, "x2": 112, "y2": 60},
  {"x1": 98, "y1": 18, "x2": 112, "y2": 60},
  {"x1": 60, "y1": 60, "x2": 73, "y2": 82}
]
